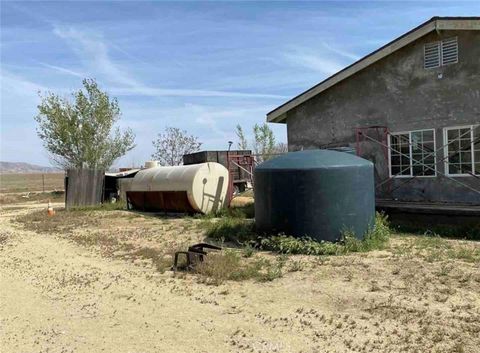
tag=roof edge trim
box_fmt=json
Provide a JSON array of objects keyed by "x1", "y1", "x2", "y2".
[{"x1": 267, "y1": 17, "x2": 480, "y2": 124}]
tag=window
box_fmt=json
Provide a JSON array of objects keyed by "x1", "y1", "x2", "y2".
[
  {"x1": 424, "y1": 37, "x2": 458, "y2": 69},
  {"x1": 390, "y1": 133, "x2": 411, "y2": 176},
  {"x1": 389, "y1": 129, "x2": 436, "y2": 177},
  {"x1": 444, "y1": 125, "x2": 480, "y2": 176}
]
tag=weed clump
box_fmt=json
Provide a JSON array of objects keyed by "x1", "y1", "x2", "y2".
[
  {"x1": 198, "y1": 204, "x2": 254, "y2": 220},
  {"x1": 202, "y1": 217, "x2": 256, "y2": 243},
  {"x1": 201, "y1": 212, "x2": 391, "y2": 256},
  {"x1": 411, "y1": 235, "x2": 480, "y2": 263},
  {"x1": 127, "y1": 247, "x2": 175, "y2": 272},
  {"x1": 259, "y1": 213, "x2": 391, "y2": 255},
  {"x1": 195, "y1": 250, "x2": 285, "y2": 285}
]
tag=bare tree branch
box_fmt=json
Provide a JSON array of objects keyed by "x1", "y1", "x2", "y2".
[{"x1": 151, "y1": 127, "x2": 202, "y2": 166}]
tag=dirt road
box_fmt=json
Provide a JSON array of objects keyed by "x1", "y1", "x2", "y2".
[
  {"x1": 1, "y1": 203, "x2": 479, "y2": 353},
  {"x1": 1, "y1": 204, "x2": 244, "y2": 353}
]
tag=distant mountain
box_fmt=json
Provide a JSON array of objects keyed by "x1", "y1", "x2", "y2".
[{"x1": 0, "y1": 162, "x2": 61, "y2": 174}]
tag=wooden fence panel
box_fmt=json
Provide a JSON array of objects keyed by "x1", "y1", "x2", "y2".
[{"x1": 66, "y1": 169, "x2": 105, "y2": 209}]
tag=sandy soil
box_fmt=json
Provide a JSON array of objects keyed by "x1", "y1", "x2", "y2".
[{"x1": 1, "y1": 202, "x2": 479, "y2": 353}]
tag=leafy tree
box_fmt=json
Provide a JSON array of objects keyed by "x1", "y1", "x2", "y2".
[
  {"x1": 235, "y1": 124, "x2": 248, "y2": 150},
  {"x1": 235, "y1": 123, "x2": 283, "y2": 162},
  {"x1": 253, "y1": 123, "x2": 276, "y2": 161},
  {"x1": 274, "y1": 142, "x2": 289, "y2": 154},
  {"x1": 35, "y1": 79, "x2": 135, "y2": 170},
  {"x1": 152, "y1": 127, "x2": 202, "y2": 166}
]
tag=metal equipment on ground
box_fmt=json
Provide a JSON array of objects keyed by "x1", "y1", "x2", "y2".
[{"x1": 173, "y1": 243, "x2": 222, "y2": 271}]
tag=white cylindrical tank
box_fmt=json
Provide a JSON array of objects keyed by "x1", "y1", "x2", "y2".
[
  {"x1": 117, "y1": 178, "x2": 133, "y2": 201},
  {"x1": 128, "y1": 162, "x2": 229, "y2": 214},
  {"x1": 144, "y1": 161, "x2": 159, "y2": 168}
]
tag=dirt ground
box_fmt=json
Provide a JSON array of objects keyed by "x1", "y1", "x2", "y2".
[{"x1": 1, "y1": 201, "x2": 479, "y2": 353}]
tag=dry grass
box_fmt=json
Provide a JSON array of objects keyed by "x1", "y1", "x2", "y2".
[
  {"x1": 15, "y1": 208, "x2": 101, "y2": 234},
  {"x1": 0, "y1": 231, "x2": 10, "y2": 245},
  {"x1": 195, "y1": 250, "x2": 287, "y2": 285},
  {"x1": 0, "y1": 173, "x2": 64, "y2": 192},
  {"x1": 15, "y1": 207, "x2": 202, "y2": 274},
  {"x1": 0, "y1": 191, "x2": 64, "y2": 205},
  {"x1": 391, "y1": 235, "x2": 480, "y2": 263}
]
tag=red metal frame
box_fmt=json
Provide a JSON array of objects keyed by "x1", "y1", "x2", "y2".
[
  {"x1": 226, "y1": 154, "x2": 255, "y2": 206},
  {"x1": 355, "y1": 126, "x2": 391, "y2": 194}
]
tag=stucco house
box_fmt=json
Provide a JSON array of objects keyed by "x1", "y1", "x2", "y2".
[{"x1": 267, "y1": 17, "x2": 480, "y2": 205}]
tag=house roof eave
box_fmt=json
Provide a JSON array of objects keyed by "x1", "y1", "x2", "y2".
[{"x1": 266, "y1": 17, "x2": 480, "y2": 124}]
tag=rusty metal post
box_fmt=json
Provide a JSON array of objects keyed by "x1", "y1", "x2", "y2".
[{"x1": 226, "y1": 141, "x2": 233, "y2": 207}]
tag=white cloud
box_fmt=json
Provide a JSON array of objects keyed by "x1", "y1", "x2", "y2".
[
  {"x1": 0, "y1": 69, "x2": 48, "y2": 98},
  {"x1": 52, "y1": 26, "x2": 288, "y2": 99},
  {"x1": 53, "y1": 26, "x2": 139, "y2": 87},
  {"x1": 110, "y1": 86, "x2": 287, "y2": 99},
  {"x1": 284, "y1": 51, "x2": 345, "y2": 76},
  {"x1": 38, "y1": 63, "x2": 86, "y2": 79},
  {"x1": 321, "y1": 42, "x2": 360, "y2": 62}
]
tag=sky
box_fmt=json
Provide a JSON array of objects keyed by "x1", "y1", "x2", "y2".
[{"x1": 1, "y1": 1, "x2": 479, "y2": 168}]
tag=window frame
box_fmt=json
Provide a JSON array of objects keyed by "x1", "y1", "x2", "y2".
[
  {"x1": 443, "y1": 125, "x2": 479, "y2": 177},
  {"x1": 388, "y1": 128, "x2": 437, "y2": 179}
]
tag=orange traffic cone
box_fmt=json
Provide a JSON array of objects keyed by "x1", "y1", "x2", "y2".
[{"x1": 47, "y1": 200, "x2": 55, "y2": 216}]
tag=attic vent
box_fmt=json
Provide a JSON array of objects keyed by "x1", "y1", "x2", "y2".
[
  {"x1": 424, "y1": 37, "x2": 458, "y2": 69},
  {"x1": 424, "y1": 42, "x2": 441, "y2": 69},
  {"x1": 441, "y1": 37, "x2": 458, "y2": 65}
]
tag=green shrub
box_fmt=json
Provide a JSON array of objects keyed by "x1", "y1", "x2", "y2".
[
  {"x1": 211, "y1": 203, "x2": 255, "y2": 219},
  {"x1": 200, "y1": 213, "x2": 391, "y2": 262},
  {"x1": 259, "y1": 235, "x2": 341, "y2": 256},
  {"x1": 259, "y1": 213, "x2": 391, "y2": 256},
  {"x1": 242, "y1": 243, "x2": 255, "y2": 258},
  {"x1": 343, "y1": 212, "x2": 391, "y2": 252},
  {"x1": 202, "y1": 217, "x2": 256, "y2": 243}
]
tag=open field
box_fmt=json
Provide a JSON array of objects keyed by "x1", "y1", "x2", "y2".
[
  {"x1": 1, "y1": 201, "x2": 479, "y2": 353},
  {"x1": 0, "y1": 191, "x2": 65, "y2": 205},
  {"x1": 0, "y1": 172, "x2": 65, "y2": 192}
]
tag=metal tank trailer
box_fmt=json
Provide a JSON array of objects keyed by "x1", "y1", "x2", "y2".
[
  {"x1": 254, "y1": 150, "x2": 375, "y2": 242},
  {"x1": 126, "y1": 162, "x2": 229, "y2": 214}
]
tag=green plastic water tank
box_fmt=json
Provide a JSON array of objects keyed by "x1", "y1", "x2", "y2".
[{"x1": 254, "y1": 150, "x2": 375, "y2": 242}]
